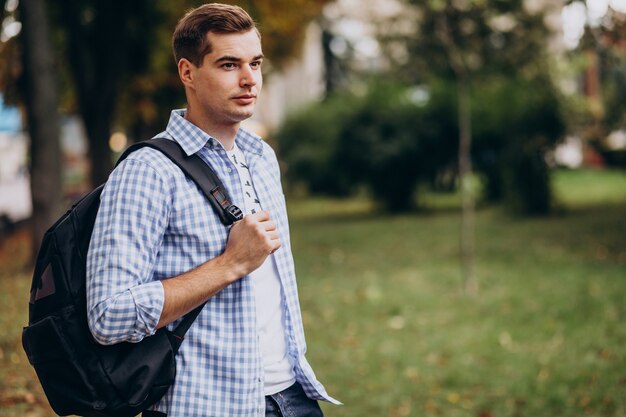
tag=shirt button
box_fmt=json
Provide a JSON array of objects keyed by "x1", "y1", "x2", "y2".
[{"x1": 227, "y1": 168, "x2": 232, "y2": 173}]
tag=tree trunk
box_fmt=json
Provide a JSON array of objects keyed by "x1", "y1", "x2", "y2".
[
  {"x1": 19, "y1": 0, "x2": 63, "y2": 260},
  {"x1": 438, "y1": 9, "x2": 477, "y2": 295},
  {"x1": 83, "y1": 108, "x2": 114, "y2": 186},
  {"x1": 55, "y1": 0, "x2": 126, "y2": 187},
  {"x1": 457, "y1": 75, "x2": 477, "y2": 295}
]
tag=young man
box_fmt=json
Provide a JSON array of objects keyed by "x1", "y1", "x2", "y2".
[{"x1": 86, "y1": 4, "x2": 338, "y2": 417}]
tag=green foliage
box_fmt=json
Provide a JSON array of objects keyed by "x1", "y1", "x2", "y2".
[
  {"x1": 230, "y1": 0, "x2": 334, "y2": 69},
  {"x1": 363, "y1": 0, "x2": 564, "y2": 215},
  {"x1": 335, "y1": 81, "x2": 457, "y2": 212},
  {"x1": 383, "y1": 0, "x2": 551, "y2": 86},
  {"x1": 274, "y1": 94, "x2": 357, "y2": 196},
  {"x1": 276, "y1": 76, "x2": 565, "y2": 215},
  {"x1": 276, "y1": 80, "x2": 458, "y2": 212},
  {"x1": 472, "y1": 76, "x2": 566, "y2": 214}
]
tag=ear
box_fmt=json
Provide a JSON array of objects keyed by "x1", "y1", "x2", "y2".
[{"x1": 178, "y1": 58, "x2": 195, "y2": 90}]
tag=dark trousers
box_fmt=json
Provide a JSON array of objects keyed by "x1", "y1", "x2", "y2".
[{"x1": 265, "y1": 382, "x2": 324, "y2": 417}]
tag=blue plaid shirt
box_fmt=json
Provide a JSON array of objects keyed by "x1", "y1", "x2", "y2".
[{"x1": 86, "y1": 109, "x2": 338, "y2": 417}]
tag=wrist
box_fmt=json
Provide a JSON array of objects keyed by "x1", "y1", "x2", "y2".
[{"x1": 211, "y1": 252, "x2": 246, "y2": 284}]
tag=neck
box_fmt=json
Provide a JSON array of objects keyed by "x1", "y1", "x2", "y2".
[{"x1": 184, "y1": 108, "x2": 239, "y2": 151}]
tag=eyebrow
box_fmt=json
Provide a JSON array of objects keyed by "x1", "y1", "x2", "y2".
[{"x1": 215, "y1": 54, "x2": 264, "y2": 64}]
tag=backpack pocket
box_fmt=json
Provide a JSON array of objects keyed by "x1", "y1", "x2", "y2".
[
  {"x1": 98, "y1": 327, "x2": 177, "y2": 408},
  {"x1": 22, "y1": 312, "x2": 104, "y2": 415}
]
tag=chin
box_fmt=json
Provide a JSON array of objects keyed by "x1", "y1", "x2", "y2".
[{"x1": 233, "y1": 110, "x2": 255, "y2": 122}]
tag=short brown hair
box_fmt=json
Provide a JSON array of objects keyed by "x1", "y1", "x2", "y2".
[{"x1": 172, "y1": 3, "x2": 258, "y2": 67}]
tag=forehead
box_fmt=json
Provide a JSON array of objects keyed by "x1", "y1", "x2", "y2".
[{"x1": 205, "y1": 29, "x2": 262, "y2": 59}]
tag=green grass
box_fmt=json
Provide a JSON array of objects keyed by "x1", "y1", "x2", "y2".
[
  {"x1": 1, "y1": 168, "x2": 625, "y2": 416},
  {"x1": 288, "y1": 169, "x2": 626, "y2": 417}
]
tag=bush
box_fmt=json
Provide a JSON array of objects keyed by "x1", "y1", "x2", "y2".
[
  {"x1": 274, "y1": 94, "x2": 357, "y2": 196},
  {"x1": 275, "y1": 80, "x2": 459, "y2": 212},
  {"x1": 334, "y1": 81, "x2": 458, "y2": 212},
  {"x1": 472, "y1": 77, "x2": 565, "y2": 214},
  {"x1": 275, "y1": 76, "x2": 565, "y2": 215}
]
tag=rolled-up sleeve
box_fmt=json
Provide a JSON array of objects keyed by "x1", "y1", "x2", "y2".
[{"x1": 86, "y1": 157, "x2": 170, "y2": 345}]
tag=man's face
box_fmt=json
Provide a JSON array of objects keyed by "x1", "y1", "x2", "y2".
[{"x1": 188, "y1": 29, "x2": 263, "y2": 128}]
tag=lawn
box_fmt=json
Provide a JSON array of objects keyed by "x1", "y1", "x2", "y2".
[{"x1": 1, "y1": 168, "x2": 625, "y2": 417}]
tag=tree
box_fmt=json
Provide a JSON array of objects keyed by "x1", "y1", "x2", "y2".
[
  {"x1": 49, "y1": 0, "x2": 166, "y2": 187},
  {"x1": 18, "y1": 0, "x2": 63, "y2": 257},
  {"x1": 435, "y1": 4, "x2": 477, "y2": 294},
  {"x1": 383, "y1": 0, "x2": 554, "y2": 83},
  {"x1": 235, "y1": 0, "x2": 334, "y2": 68},
  {"x1": 347, "y1": 0, "x2": 563, "y2": 293}
]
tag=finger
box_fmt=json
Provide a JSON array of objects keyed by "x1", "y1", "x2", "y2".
[
  {"x1": 266, "y1": 230, "x2": 280, "y2": 241},
  {"x1": 250, "y1": 210, "x2": 270, "y2": 222},
  {"x1": 263, "y1": 220, "x2": 277, "y2": 232},
  {"x1": 269, "y1": 240, "x2": 282, "y2": 254}
]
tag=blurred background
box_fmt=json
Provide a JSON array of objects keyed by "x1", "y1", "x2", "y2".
[{"x1": 1, "y1": 0, "x2": 625, "y2": 416}]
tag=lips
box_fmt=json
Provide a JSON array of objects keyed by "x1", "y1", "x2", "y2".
[{"x1": 232, "y1": 94, "x2": 256, "y2": 105}]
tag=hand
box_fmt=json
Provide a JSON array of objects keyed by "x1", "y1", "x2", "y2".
[{"x1": 221, "y1": 210, "x2": 281, "y2": 278}]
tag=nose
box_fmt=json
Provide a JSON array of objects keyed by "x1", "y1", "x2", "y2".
[{"x1": 240, "y1": 65, "x2": 257, "y2": 88}]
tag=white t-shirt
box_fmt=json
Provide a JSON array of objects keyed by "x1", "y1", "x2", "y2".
[{"x1": 225, "y1": 143, "x2": 295, "y2": 395}]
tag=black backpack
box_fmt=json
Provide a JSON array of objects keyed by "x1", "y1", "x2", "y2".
[{"x1": 22, "y1": 138, "x2": 243, "y2": 417}]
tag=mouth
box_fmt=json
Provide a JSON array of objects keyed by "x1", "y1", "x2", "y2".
[{"x1": 232, "y1": 94, "x2": 257, "y2": 105}]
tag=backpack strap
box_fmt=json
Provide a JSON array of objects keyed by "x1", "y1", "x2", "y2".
[
  {"x1": 116, "y1": 137, "x2": 243, "y2": 226},
  {"x1": 115, "y1": 137, "x2": 244, "y2": 349}
]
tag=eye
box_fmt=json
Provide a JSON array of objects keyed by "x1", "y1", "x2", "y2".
[
  {"x1": 250, "y1": 61, "x2": 262, "y2": 70},
  {"x1": 222, "y1": 62, "x2": 237, "y2": 70}
]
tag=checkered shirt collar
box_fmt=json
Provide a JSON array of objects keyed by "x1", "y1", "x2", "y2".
[{"x1": 166, "y1": 109, "x2": 264, "y2": 157}]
